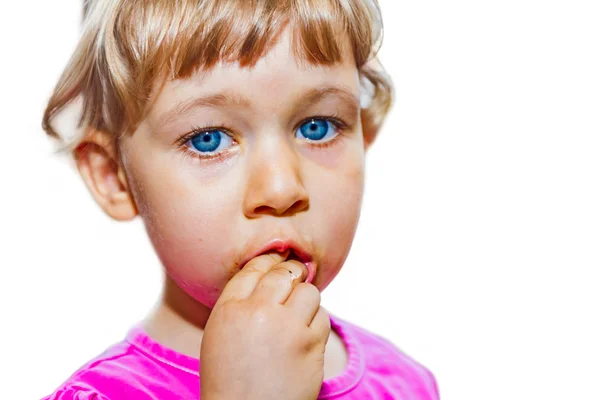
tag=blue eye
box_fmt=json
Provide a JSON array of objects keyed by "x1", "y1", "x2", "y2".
[
  {"x1": 295, "y1": 118, "x2": 337, "y2": 142},
  {"x1": 187, "y1": 130, "x2": 233, "y2": 154}
]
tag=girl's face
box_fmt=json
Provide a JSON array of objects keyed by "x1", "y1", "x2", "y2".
[{"x1": 118, "y1": 29, "x2": 366, "y2": 307}]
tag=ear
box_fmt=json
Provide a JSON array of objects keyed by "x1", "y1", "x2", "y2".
[
  {"x1": 361, "y1": 116, "x2": 377, "y2": 151},
  {"x1": 74, "y1": 129, "x2": 138, "y2": 221},
  {"x1": 363, "y1": 131, "x2": 376, "y2": 151}
]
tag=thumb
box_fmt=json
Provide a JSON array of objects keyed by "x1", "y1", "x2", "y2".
[{"x1": 216, "y1": 250, "x2": 291, "y2": 304}]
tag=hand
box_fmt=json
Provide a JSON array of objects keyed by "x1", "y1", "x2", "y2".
[{"x1": 200, "y1": 251, "x2": 331, "y2": 400}]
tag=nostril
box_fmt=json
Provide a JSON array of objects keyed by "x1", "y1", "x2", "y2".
[
  {"x1": 253, "y1": 200, "x2": 309, "y2": 217},
  {"x1": 253, "y1": 205, "x2": 273, "y2": 215},
  {"x1": 290, "y1": 199, "x2": 309, "y2": 214}
]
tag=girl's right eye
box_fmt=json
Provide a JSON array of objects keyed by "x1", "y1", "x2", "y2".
[{"x1": 185, "y1": 129, "x2": 234, "y2": 156}]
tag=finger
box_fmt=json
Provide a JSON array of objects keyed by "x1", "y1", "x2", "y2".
[
  {"x1": 251, "y1": 260, "x2": 308, "y2": 304},
  {"x1": 284, "y1": 282, "x2": 321, "y2": 326},
  {"x1": 217, "y1": 250, "x2": 290, "y2": 304},
  {"x1": 309, "y1": 306, "x2": 331, "y2": 342}
]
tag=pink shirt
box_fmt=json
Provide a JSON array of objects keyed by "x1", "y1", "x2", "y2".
[{"x1": 43, "y1": 315, "x2": 439, "y2": 399}]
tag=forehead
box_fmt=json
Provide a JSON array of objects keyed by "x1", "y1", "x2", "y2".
[{"x1": 150, "y1": 27, "x2": 360, "y2": 120}]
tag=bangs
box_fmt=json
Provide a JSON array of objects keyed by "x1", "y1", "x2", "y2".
[{"x1": 44, "y1": 0, "x2": 391, "y2": 147}]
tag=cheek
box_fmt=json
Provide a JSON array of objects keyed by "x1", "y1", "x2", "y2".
[
  {"x1": 149, "y1": 208, "x2": 235, "y2": 307},
  {"x1": 309, "y1": 144, "x2": 365, "y2": 289},
  {"x1": 122, "y1": 146, "x2": 242, "y2": 307},
  {"x1": 151, "y1": 204, "x2": 237, "y2": 307}
]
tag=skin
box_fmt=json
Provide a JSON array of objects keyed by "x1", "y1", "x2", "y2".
[{"x1": 76, "y1": 27, "x2": 372, "y2": 397}]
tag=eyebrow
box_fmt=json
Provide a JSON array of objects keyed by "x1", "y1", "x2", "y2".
[
  {"x1": 155, "y1": 85, "x2": 360, "y2": 128},
  {"x1": 156, "y1": 91, "x2": 252, "y2": 128},
  {"x1": 294, "y1": 86, "x2": 360, "y2": 117}
]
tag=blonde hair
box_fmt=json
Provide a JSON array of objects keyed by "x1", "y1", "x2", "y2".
[{"x1": 43, "y1": 0, "x2": 393, "y2": 149}]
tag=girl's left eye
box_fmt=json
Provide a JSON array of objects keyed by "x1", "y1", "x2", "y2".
[
  {"x1": 295, "y1": 118, "x2": 338, "y2": 142},
  {"x1": 186, "y1": 129, "x2": 234, "y2": 155}
]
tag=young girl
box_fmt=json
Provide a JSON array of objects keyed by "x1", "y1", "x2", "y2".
[{"x1": 42, "y1": 0, "x2": 439, "y2": 398}]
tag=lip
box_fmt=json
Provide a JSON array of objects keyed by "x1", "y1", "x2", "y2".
[{"x1": 238, "y1": 239, "x2": 316, "y2": 284}]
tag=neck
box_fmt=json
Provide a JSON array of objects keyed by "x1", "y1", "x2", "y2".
[
  {"x1": 142, "y1": 273, "x2": 212, "y2": 358},
  {"x1": 141, "y1": 273, "x2": 348, "y2": 379}
]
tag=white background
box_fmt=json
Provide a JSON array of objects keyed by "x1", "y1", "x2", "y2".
[{"x1": 1, "y1": 1, "x2": 599, "y2": 399}]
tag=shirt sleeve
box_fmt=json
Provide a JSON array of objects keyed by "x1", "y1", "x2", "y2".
[
  {"x1": 41, "y1": 388, "x2": 109, "y2": 400},
  {"x1": 424, "y1": 368, "x2": 441, "y2": 400}
]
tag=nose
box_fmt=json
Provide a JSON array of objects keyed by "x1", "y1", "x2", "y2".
[{"x1": 243, "y1": 139, "x2": 309, "y2": 218}]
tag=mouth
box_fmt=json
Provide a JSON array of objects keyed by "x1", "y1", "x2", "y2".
[{"x1": 239, "y1": 239, "x2": 317, "y2": 284}]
